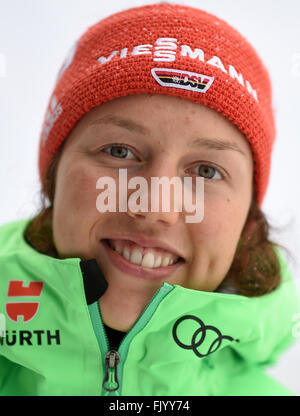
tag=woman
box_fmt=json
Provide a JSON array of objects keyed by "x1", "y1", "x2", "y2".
[{"x1": 0, "y1": 3, "x2": 299, "y2": 396}]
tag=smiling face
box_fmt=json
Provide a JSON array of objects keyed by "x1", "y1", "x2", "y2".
[{"x1": 52, "y1": 94, "x2": 254, "y2": 331}]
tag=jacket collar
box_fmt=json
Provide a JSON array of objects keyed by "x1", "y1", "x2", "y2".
[{"x1": 4, "y1": 217, "x2": 300, "y2": 368}]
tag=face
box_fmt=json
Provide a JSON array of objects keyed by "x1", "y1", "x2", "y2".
[{"x1": 52, "y1": 94, "x2": 253, "y2": 331}]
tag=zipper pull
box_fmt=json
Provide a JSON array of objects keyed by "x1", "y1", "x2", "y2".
[{"x1": 102, "y1": 350, "x2": 121, "y2": 392}]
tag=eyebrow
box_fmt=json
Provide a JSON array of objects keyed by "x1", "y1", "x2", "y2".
[
  {"x1": 190, "y1": 137, "x2": 247, "y2": 156},
  {"x1": 89, "y1": 115, "x2": 247, "y2": 157},
  {"x1": 89, "y1": 114, "x2": 149, "y2": 135}
]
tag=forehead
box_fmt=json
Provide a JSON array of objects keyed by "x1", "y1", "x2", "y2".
[{"x1": 65, "y1": 94, "x2": 253, "y2": 160}]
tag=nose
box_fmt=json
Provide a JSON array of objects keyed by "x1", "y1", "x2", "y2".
[
  {"x1": 125, "y1": 163, "x2": 184, "y2": 226},
  {"x1": 126, "y1": 200, "x2": 181, "y2": 226}
]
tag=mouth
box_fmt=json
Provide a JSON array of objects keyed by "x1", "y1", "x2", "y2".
[{"x1": 100, "y1": 238, "x2": 185, "y2": 280}]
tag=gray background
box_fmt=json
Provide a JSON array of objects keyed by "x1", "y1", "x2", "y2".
[{"x1": 0, "y1": 0, "x2": 299, "y2": 394}]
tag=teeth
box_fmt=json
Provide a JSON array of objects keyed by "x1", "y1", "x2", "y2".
[
  {"x1": 154, "y1": 256, "x2": 162, "y2": 268},
  {"x1": 108, "y1": 240, "x2": 179, "y2": 269},
  {"x1": 141, "y1": 252, "x2": 155, "y2": 268},
  {"x1": 123, "y1": 247, "x2": 131, "y2": 261},
  {"x1": 130, "y1": 249, "x2": 143, "y2": 265},
  {"x1": 115, "y1": 243, "x2": 123, "y2": 255},
  {"x1": 162, "y1": 257, "x2": 171, "y2": 267}
]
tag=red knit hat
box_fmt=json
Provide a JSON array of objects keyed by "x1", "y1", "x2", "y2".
[{"x1": 38, "y1": 2, "x2": 275, "y2": 206}]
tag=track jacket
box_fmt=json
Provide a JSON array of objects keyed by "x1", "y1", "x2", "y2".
[{"x1": 0, "y1": 218, "x2": 299, "y2": 396}]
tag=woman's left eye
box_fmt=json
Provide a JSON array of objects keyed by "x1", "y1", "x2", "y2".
[
  {"x1": 191, "y1": 164, "x2": 223, "y2": 180},
  {"x1": 102, "y1": 145, "x2": 137, "y2": 160}
]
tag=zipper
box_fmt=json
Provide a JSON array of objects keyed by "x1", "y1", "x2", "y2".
[
  {"x1": 102, "y1": 350, "x2": 121, "y2": 392},
  {"x1": 88, "y1": 282, "x2": 174, "y2": 396}
]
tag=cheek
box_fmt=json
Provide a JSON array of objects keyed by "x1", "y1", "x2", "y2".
[
  {"x1": 53, "y1": 163, "x2": 101, "y2": 250},
  {"x1": 56, "y1": 165, "x2": 98, "y2": 215},
  {"x1": 191, "y1": 198, "x2": 248, "y2": 251},
  {"x1": 188, "y1": 199, "x2": 249, "y2": 289}
]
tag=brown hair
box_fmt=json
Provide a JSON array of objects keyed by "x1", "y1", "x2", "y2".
[{"x1": 25, "y1": 143, "x2": 289, "y2": 297}]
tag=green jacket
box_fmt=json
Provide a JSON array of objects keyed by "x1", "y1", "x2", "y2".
[{"x1": 0, "y1": 218, "x2": 299, "y2": 396}]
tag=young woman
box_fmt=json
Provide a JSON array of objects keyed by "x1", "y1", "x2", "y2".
[{"x1": 0, "y1": 3, "x2": 299, "y2": 396}]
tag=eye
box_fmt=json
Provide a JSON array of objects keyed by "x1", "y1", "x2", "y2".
[
  {"x1": 102, "y1": 145, "x2": 137, "y2": 160},
  {"x1": 191, "y1": 164, "x2": 223, "y2": 180}
]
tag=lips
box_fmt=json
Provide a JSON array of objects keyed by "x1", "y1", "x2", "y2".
[
  {"x1": 100, "y1": 233, "x2": 185, "y2": 260},
  {"x1": 106, "y1": 239, "x2": 180, "y2": 268},
  {"x1": 100, "y1": 238, "x2": 185, "y2": 280}
]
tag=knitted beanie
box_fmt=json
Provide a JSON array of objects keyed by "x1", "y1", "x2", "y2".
[{"x1": 38, "y1": 2, "x2": 275, "y2": 206}]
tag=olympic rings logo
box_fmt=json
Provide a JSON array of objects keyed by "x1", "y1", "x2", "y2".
[{"x1": 172, "y1": 315, "x2": 239, "y2": 358}]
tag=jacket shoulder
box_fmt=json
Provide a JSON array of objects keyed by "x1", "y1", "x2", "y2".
[
  {"x1": 235, "y1": 246, "x2": 300, "y2": 368},
  {"x1": 0, "y1": 218, "x2": 32, "y2": 257}
]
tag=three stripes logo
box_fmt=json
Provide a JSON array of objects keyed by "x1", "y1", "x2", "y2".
[
  {"x1": 6, "y1": 281, "x2": 44, "y2": 323},
  {"x1": 151, "y1": 68, "x2": 214, "y2": 93}
]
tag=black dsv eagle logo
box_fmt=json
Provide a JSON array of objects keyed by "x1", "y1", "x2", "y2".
[{"x1": 172, "y1": 315, "x2": 239, "y2": 358}]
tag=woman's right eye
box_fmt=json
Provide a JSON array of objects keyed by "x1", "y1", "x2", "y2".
[{"x1": 102, "y1": 145, "x2": 137, "y2": 160}]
